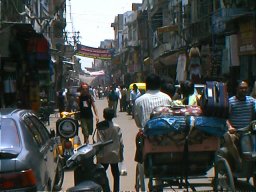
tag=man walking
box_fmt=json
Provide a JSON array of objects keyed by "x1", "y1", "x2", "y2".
[{"x1": 78, "y1": 83, "x2": 99, "y2": 143}]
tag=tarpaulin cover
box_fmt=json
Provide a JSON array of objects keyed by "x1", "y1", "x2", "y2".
[
  {"x1": 194, "y1": 116, "x2": 228, "y2": 137},
  {"x1": 144, "y1": 115, "x2": 227, "y2": 137},
  {"x1": 144, "y1": 115, "x2": 188, "y2": 136}
]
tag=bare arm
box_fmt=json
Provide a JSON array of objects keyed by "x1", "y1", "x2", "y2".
[{"x1": 92, "y1": 101, "x2": 99, "y2": 123}]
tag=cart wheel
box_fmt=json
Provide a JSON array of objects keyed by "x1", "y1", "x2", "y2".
[
  {"x1": 214, "y1": 157, "x2": 235, "y2": 191},
  {"x1": 135, "y1": 163, "x2": 145, "y2": 192}
]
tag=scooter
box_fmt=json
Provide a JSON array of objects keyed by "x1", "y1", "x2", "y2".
[
  {"x1": 65, "y1": 140, "x2": 113, "y2": 192},
  {"x1": 56, "y1": 111, "x2": 81, "y2": 163}
]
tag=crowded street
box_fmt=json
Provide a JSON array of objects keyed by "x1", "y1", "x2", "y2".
[
  {"x1": 0, "y1": 1, "x2": 256, "y2": 191},
  {"x1": 48, "y1": 96, "x2": 217, "y2": 192}
]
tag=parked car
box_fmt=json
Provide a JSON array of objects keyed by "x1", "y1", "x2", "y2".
[{"x1": 0, "y1": 108, "x2": 64, "y2": 191}]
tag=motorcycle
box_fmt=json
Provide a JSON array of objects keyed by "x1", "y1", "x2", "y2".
[
  {"x1": 65, "y1": 140, "x2": 113, "y2": 192},
  {"x1": 56, "y1": 111, "x2": 81, "y2": 163}
]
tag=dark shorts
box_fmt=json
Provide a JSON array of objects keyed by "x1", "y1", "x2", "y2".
[{"x1": 80, "y1": 118, "x2": 93, "y2": 136}]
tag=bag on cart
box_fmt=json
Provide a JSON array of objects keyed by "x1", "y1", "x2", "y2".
[{"x1": 200, "y1": 81, "x2": 229, "y2": 118}]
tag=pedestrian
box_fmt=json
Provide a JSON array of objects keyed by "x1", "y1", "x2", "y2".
[
  {"x1": 134, "y1": 73, "x2": 173, "y2": 128},
  {"x1": 57, "y1": 89, "x2": 67, "y2": 117},
  {"x1": 107, "y1": 85, "x2": 119, "y2": 117},
  {"x1": 160, "y1": 80, "x2": 176, "y2": 98},
  {"x1": 96, "y1": 107, "x2": 124, "y2": 192},
  {"x1": 130, "y1": 84, "x2": 141, "y2": 118},
  {"x1": 224, "y1": 80, "x2": 256, "y2": 171},
  {"x1": 120, "y1": 85, "x2": 127, "y2": 112},
  {"x1": 77, "y1": 83, "x2": 99, "y2": 143},
  {"x1": 116, "y1": 85, "x2": 122, "y2": 111},
  {"x1": 66, "y1": 89, "x2": 76, "y2": 112}
]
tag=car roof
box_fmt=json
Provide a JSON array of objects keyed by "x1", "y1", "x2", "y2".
[{"x1": 0, "y1": 108, "x2": 30, "y2": 116}]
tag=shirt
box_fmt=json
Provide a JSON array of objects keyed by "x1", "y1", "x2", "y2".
[
  {"x1": 130, "y1": 89, "x2": 141, "y2": 101},
  {"x1": 228, "y1": 96, "x2": 256, "y2": 129},
  {"x1": 96, "y1": 121, "x2": 123, "y2": 164},
  {"x1": 79, "y1": 94, "x2": 95, "y2": 119},
  {"x1": 134, "y1": 90, "x2": 172, "y2": 128}
]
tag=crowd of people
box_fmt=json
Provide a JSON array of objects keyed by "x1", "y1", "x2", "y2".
[{"x1": 56, "y1": 74, "x2": 256, "y2": 192}]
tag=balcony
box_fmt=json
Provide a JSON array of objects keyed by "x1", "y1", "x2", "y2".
[{"x1": 212, "y1": 8, "x2": 254, "y2": 33}]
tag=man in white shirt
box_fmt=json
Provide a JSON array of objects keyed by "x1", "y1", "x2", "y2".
[{"x1": 134, "y1": 74, "x2": 173, "y2": 129}]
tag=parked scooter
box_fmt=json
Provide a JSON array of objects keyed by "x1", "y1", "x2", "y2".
[
  {"x1": 65, "y1": 140, "x2": 113, "y2": 192},
  {"x1": 56, "y1": 111, "x2": 81, "y2": 163}
]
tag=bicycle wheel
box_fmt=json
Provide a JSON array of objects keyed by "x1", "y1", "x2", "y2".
[{"x1": 214, "y1": 157, "x2": 235, "y2": 191}]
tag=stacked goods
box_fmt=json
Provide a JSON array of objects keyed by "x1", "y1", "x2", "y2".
[
  {"x1": 139, "y1": 113, "x2": 227, "y2": 177},
  {"x1": 150, "y1": 105, "x2": 202, "y2": 118}
]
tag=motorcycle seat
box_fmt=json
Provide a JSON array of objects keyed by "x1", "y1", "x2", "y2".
[{"x1": 66, "y1": 180, "x2": 102, "y2": 192}]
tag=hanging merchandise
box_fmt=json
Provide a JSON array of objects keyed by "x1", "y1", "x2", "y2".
[
  {"x1": 189, "y1": 47, "x2": 201, "y2": 83},
  {"x1": 176, "y1": 53, "x2": 187, "y2": 82},
  {"x1": 4, "y1": 74, "x2": 16, "y2": 93}
]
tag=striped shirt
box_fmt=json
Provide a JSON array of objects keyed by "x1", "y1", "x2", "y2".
[
  {"x1": 228, "y1": 96, "x2": 256, "y2": 129},
  {"x1": 134, "y1": 90, "x2": 172, "y2": 128}
]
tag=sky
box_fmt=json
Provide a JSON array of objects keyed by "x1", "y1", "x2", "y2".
[{"x1": 66, "y1": 0, "x2": 142, "y2": 69}]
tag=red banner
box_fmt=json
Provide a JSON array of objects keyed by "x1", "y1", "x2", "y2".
[{"x1": 76, "y1": 44, "x2": 112, "y2": 60}]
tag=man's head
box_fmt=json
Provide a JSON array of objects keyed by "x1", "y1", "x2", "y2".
[
  {"x1": 81, "y1": 83, "x2": 89, "y2": 94},
  {"x1": 236, "y1": 80, "x2": 249, "y2": 100},
  {"x1": 146, "y1": 74, "x2": 161, "y2": 90},
  {"x1": 103, "y1": 107, "x2": 115, "y2": 120},
  {"x1": 133, "y1": 84, "x2": 138, "y2": 90}
]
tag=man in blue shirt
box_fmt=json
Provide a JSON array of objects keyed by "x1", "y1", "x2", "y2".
[{"x1": 225, "y1": 80, "x2": 256, "y2": 170}]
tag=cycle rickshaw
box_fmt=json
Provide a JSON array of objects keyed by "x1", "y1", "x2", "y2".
[
  {"x1": 134, "y1": 106, "x2": 256, "y2": 191},
  {"x1": 214, "y1": 120, "x2": 256, "y2": 191}
]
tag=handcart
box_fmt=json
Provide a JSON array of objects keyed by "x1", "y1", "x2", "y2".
[{"x1": 135, "y1": 106, "x2": 227, "y2": 191}]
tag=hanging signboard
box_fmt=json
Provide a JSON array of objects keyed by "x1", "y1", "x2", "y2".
[{"x1": 76, "y1": 44, "x2": 112, "y2": 60}]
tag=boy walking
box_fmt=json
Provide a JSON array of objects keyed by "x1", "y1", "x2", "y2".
[{"x1": 96, "y1": 108, "x2": 124, "y2": 192}]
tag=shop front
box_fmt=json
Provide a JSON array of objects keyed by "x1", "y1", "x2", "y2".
[{"x1": 0, "y1": 24, "x2": 51, "y2": 111}]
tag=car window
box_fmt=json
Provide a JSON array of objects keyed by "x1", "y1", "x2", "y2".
[
  {"x1": 24, "y1": 117, "x2": 43, "y2": 147},
  {"x1": 0, "y1": 118, "x2": 20, "y2": 150},
  {"x1": 29, "y1": 115, "x2": 50, "y2": 143}
]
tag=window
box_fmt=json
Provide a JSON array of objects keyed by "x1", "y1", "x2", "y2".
[
  {"x1": 0, "y1": 118, "x2": 20, "y2": 150},
  {"x1": 29, "y1": 115, "x2": 50, "y2": 144},
  {"x1": 24, "y1": 116, "x2": 43, "y2": 147}
]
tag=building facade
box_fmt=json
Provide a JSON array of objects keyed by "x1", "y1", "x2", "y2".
[{"x1": 109, "y1": 0, "x2": 255, "y2": 93}]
